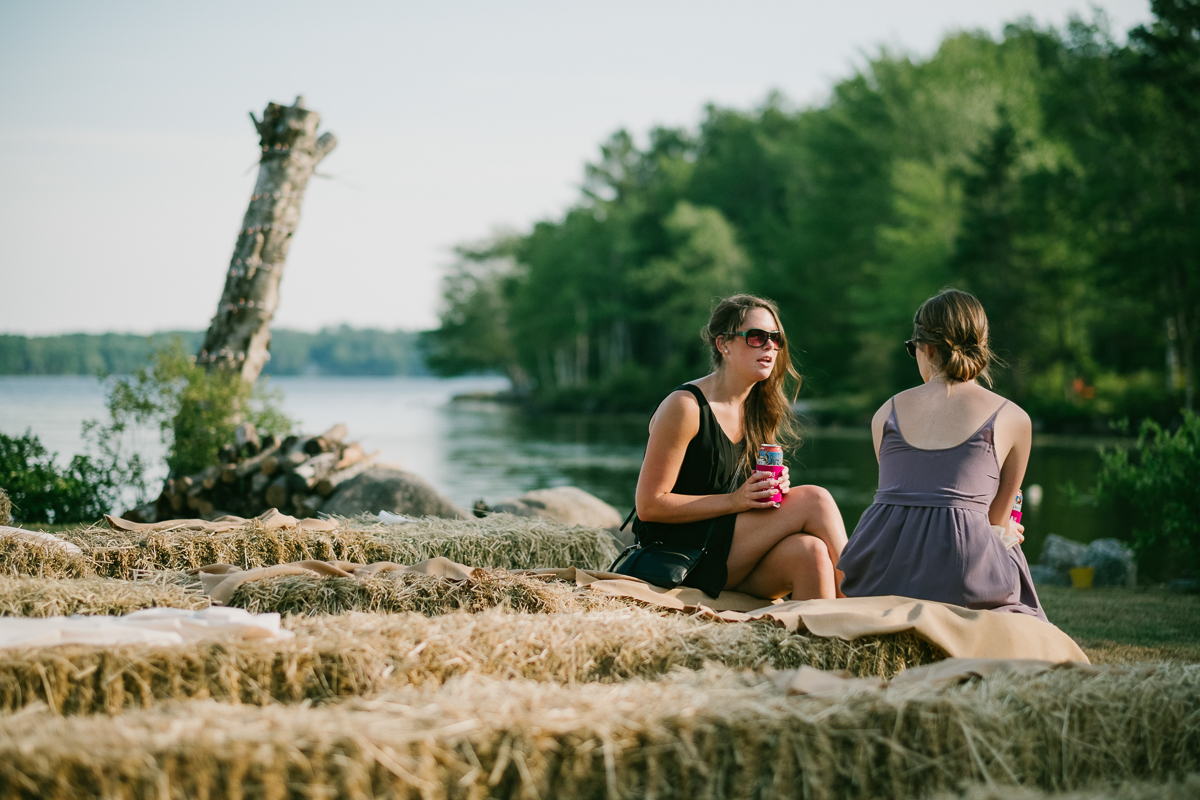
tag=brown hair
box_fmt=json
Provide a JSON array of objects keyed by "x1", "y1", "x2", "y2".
[
  {"x1": 910, "y1": 288, "x2": 996, "y2": 385},
  {"x1": 702, "y1": 294, "x2": 802, "y2": 472}
]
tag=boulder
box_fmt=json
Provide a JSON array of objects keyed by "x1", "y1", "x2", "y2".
[
  {"x1": 1167, "y1": 576, "x2": 1200, "y2": 594},
  {"x1": 1079, "y1": 538, "x2": 1136, "y2": 588},
  {"x1": 1039, "y1": 534, "x2": 1088, "y2": 574},
  {"x1": 478, "y1": 486, "x2": 624, "y2": 530},
  {"x1": 1029, "y1": 564, "x2": 1070, "y2": 587},
  {"x1": 322, "y1": 466, "x2": 469, "y2": 520}
]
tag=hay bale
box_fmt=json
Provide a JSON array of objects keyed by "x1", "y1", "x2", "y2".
[
  {"x1": 0, "y1": 575, "x2": 208, "y2": 617},
  {"x1": 43, "y1": 514, "x2": 619, "y2": 580},
  {"x1": 228, "y1": 568, "x2": 630, "y2": 616},
  {"x1": 0, "y1": 487, "x2": 10, "y2": 526},
  {"x1": 0, "y1": 665, "x2": 1196, "y2": 799},
  {"x1": 939, "y1": 774, "x2": 1200, "y2": 799},
  {"x1": 0, "y1": 608, "x2": 943, "y2": 713},
  {"x1": 0, "y1": 534, "x2": 93, "y2": 579}
]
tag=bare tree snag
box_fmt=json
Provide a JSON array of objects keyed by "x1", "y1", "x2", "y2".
[{"x1": 198, "y1": 95, "x2": 337, "y2": 382}]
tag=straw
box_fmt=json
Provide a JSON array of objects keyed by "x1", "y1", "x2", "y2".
[
  {"x1": 228, "y1": 568, "x2": 633, "y2": 616},
  {"x1": 0, "y1": 664, "x2": 1196, "y2": 799},
  {"x1": 16, "y1": 514, "x2": 619, "y2": 580},
  {"x1": 0, "y1": 535, "x2": 92, "y2": 580},
  {"x1": 0, "y1": 608, "x2": 944, "y2": 714},
  {"x1": 936, "y1": 774, "x2": 1200, "y2": 799},
  {"x1": 0, "y1": 575, "x2": 209, "y2": 617}
]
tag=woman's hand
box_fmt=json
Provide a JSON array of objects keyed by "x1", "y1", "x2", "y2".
[
  {"x1": 730, "y1": 472, "x2": 781, "y2": 513},
  {"x1": 778, "y1": 465, "x2": 791, "y2": 495}
]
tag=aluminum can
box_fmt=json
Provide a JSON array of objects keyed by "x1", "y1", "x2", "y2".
[
  {"x1": 757, "y1": 444, "x2": 783, "y2": 466},
  {"x1": 1010, "y1": 488, "x2": 1023, "y2": 524}
]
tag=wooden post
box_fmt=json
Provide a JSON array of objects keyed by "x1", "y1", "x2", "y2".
[{"x1": 198, "y1": 96, "x2": 337, "y2": 383}]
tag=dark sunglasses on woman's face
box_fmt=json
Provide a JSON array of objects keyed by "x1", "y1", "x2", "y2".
[
  {"x1": 725, "y1": 329, "x2": 784, "y2": 348},
  {"x1": 905, "y1": 340, "x2": 918, "y2": 358}
]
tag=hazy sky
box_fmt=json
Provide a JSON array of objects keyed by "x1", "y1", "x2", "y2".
[{"x1": 1, "y1": 0, "x2": 1152, "y2": 335}]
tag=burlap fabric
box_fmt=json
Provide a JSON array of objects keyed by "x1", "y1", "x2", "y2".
[
  {"x1": 192, "y1": 558, "x2": 1088, "y2": 663},
  {"x1": 104, "y1": 508, "x2": 337, "y2": 533},
  {"x1": 0, "y1": 526, "x2": 83, "y2": 555}
]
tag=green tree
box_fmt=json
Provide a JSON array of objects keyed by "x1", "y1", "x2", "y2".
[{"x1": 421, "y1": 252, "x2": 523, "y2": 386}]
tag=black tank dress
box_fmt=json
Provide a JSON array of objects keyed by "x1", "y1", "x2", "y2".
[{"x1": 632, "y1": 384, "x2": 745, "y2": 597}]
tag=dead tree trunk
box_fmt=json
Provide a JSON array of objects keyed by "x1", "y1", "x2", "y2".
[{"x1": 198, "y1": 96, "x2": 337, "y2": 382}]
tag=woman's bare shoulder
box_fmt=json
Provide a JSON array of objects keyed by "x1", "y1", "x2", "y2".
[
  {"x1": 649, "y1": 387, "x2": 702, "y2": 433},
  {"x1": 995, "y1": 395, "x2": 1031, "y2": 428},
  {"x1": 870, "y1": 395, "x2": 896, "y2": 426}
]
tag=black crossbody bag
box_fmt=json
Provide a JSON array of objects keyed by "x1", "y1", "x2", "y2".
[{"x1": 607, "y1": 508, "x2": 716, "y2": 589}]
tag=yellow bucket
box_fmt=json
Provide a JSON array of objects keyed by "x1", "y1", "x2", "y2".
[{"x1": 1070, "y1": 566, "x2": 1095, "y2": 589}]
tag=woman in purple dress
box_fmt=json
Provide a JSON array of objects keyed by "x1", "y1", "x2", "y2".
[{"x1": 838, "y1": 288, "x2": 1047, "y2": 620}]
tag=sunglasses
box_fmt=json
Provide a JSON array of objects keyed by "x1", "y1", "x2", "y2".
[
  {"x1": 905, "y1": 340, "x2": 918, "y2": 358},
  {"x1": 725, "y1": 329, "x2": 784, "y2": 349}
]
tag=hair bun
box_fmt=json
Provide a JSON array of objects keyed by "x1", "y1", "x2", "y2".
[{"x1": 911, "y1": 288, "x2": 996, "y2": 386}]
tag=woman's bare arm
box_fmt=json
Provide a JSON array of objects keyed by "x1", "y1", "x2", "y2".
[
  {"x1": 635, "y1": 391, "x2": 777, "y2": 523},
  {"x1": 870, "y1": 400, "x2": 891, "y2": 461},
  {"x1": 989, "y1": 404, "x2": 1032, "y2": 528}
]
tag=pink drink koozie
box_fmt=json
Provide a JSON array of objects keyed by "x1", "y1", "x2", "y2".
[{"x1": 756, "y1": 464, "x2": 784, "y2": 504}]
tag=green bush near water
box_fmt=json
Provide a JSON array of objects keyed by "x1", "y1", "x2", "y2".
[
  {"x1": 109, "y1": 339, "x2": 292, "y2": 477},
  {"x1": 1, "y1": 339, "x2": 293, "y2": 520},
  {"x1": 0, "y1": 431, "x2": 120, "y2": 525},
  {"x1": 1093, "y1": 411, "x2": 1200, "y2": 575}
]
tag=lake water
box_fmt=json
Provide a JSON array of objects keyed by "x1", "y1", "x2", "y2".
[{"x1": 0, "y1": 375, "x2": 1118, "y2": 555}]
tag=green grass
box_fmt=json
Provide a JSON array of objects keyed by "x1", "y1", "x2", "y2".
[{"x1": 1040, "y1": 585, "x2": 1200, "y2": 665}]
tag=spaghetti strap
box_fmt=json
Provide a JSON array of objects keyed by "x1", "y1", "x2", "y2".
[
  {"x1": 892, "y1": 397, "x2": 1010, "y2": 452},
  {"x1": 984, "y1": 400, "x2": 1009, "y2": 428},
  {"x1": 677, "y1": 383, "x2": 709, "y2": 408}
]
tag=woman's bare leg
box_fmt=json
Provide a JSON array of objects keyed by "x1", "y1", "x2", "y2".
[
  {"x1": 725, "y1": 484, "x2": 848, "y2": 594},
  {"x1": 732, "y1": 533, "x2": 835, "y2": 599}
]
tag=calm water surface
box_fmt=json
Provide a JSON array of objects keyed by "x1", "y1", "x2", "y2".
[{"x1": 0, "y1": 376, "x2": 1116, "y2": 555}]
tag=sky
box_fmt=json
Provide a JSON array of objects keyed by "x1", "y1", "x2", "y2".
[{"x1": 0, "y1": 0, "x2": 1152, "y2": 336}]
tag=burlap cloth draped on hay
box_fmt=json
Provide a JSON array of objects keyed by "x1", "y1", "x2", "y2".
[
  {"x1": 0, "y1": 526, "x2": 83, "y2": 555},
  {"x1": 104, "y1": 508, "x2": 338, "y2": 533},
  {"x1": 193, "y1": 558, "x2": 1088, "y2": 663},
  {"x1": 0, "y1": 607, "x2": 292, "y2": 650}
]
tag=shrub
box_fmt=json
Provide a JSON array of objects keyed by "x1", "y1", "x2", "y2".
[
  {"x1": 92, "y1": 339, "x2": 292, "y2": 478},
  {"x1": 0, "y1": 430, "x2": 120, "y2": 524},
  {"x1": 1093, "y1": 411, "x2": 1200, "y2": 574}
]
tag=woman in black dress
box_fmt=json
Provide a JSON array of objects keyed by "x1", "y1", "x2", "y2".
[{"x1": 632, "y1": 294, "x2": 847, "y2": 600}]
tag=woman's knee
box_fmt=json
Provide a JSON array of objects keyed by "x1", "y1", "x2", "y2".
[
  {"x1": 784, "y1": 484, "x2": 839, "y2": 519},
  {"x1": 776, "y1": 533, "x2": 830, "y2": 564}
]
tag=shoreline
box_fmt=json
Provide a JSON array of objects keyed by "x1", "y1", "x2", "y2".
[{"x1": 451, "y1": 390, "x2": 1135, "y2": 449}]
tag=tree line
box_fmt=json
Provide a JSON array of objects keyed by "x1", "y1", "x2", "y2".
[
  {"x1": 425, "y1": 2, "x2": 1199, "y2": 430},
  {"x1": 0, "y1": 327, "x2": 429, "y2": 377}
]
